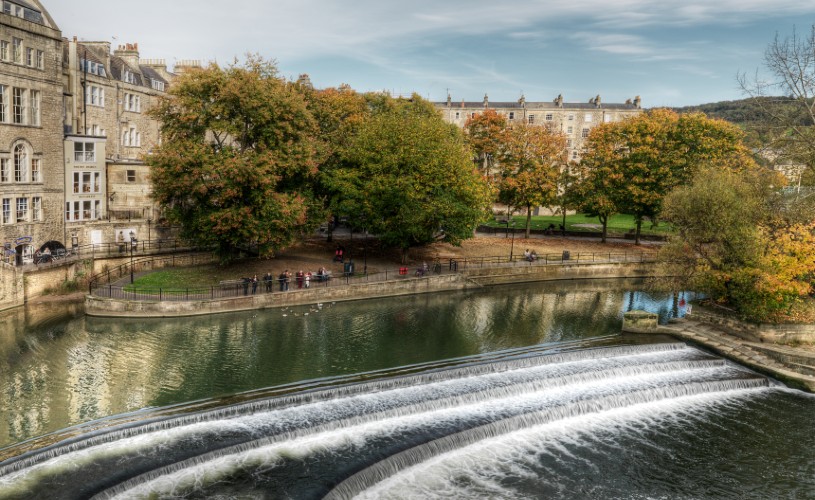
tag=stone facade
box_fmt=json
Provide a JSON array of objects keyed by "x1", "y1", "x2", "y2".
[
  {"x1": 436, "y1": 94, "x2": 643, "y2": 161},
  {"x1": 0, "y1": 0, "x2": 65, "y2": 265},
  {"x1": 63, "y1": 39, "x2": 176, "y2": 247}
]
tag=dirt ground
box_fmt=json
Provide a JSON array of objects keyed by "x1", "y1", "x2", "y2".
[{"x1": 222, "y1": 234, "x2": 660, "y2": 281}]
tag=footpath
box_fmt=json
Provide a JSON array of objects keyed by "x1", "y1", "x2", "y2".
[{"x1": 658, "y1": 318, "x2": 815, "y2": 392}]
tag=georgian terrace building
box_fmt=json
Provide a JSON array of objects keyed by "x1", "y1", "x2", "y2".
[
  {"x1": 437, "y1": 94, "x2": 643, "y2": 162},
  {"x1": 0, "y1": 0, "x2": 64, "y2": 265}
]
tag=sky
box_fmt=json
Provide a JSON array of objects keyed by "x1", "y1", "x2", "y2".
[{"x1": 43, "y1": 0, "x2": 815, "y2": 107}]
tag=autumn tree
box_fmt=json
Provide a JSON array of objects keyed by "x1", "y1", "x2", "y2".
[
  {"x1": 659, "y1": 165, "x2": 815, "y2": 323},
  {"x1": 498, "y1": 123, "x2": 568, "y2": 238},
  {"x1": 148, "y1": 57, "x2": 323, "y2": 260},
  {"x1": 464, "y1": 109, "x2": 508, "y2": 183},
  {"x1": 577, "y1": 109, "x2": 755, "y2": 244},
  {"x1": 327, "y1": 95, "x2": 491, "y2": 261}
]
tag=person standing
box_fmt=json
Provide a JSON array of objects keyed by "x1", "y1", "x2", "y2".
[
  {"x1": 285, "y1": 270, "x2": 291, "y2": 291},
  {"x1": 278, "y1": 271, "x2": 287, "y2": 292},
  {"x1": 251, "y1": 274, "x2": 258, "y2": 294},
  {"x1": 264, "y1": 272, "x2": 273, "y2": 292},
  {"x1": 305, "y1": 272, "x2": 311, "y2": 289}
]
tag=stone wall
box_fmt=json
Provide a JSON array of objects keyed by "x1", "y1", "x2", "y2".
[
  {"x1": 0, "y1": 262, "x2": 22, "y2": 311},
  {"x1": 688, "y1": 304, "x2": 815, "y2": 345}
]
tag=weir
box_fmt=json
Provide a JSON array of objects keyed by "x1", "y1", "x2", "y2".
[{"x1": 0, "y1": 342, "x2": 779, "y2": 500}]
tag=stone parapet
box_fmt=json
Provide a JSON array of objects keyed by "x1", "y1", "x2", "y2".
[{"x1": 688, "y1": 304, "x2": 815, "y2": 346}]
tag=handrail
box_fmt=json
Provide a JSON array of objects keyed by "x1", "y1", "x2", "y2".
[{"x1": 89, "y1": 251, "x2": 657, "y2": 302}]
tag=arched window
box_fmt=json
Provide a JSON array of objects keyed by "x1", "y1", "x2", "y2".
[{"x1": 13, "y1": 143, "x2": 28, "y2": 182}]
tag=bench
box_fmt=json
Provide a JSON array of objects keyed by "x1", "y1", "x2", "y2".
[{"x1": 219, "y1": 279, "x2": 249, "y2": 289}]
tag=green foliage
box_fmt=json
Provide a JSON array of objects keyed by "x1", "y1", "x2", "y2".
[
  {"x1": 659, "y1": 166, "x2": 815, "y2": 323},
  {"x1": 576, "y1": 109, "x2": 755, "y2": 244},
  {"x1": 328, "y1": 95, "x2": 491, "y2": 256},
  {"x1": 148, "y1": 57, "x2": 323, "y2": 260}
]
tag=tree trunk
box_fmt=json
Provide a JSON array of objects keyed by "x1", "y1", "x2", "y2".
[
  {"x1": 525, "y1": 205, "x2": 532, "y2": 239},
  {"x1": 561, "y1": 207, "x2": 567, "y2": 236},
  {"x1": 600, "y1": 214, "x2": 608, "y2": 243},
  {"x1": 635, "y1": 217, "x2": 642, "y2": 246}
]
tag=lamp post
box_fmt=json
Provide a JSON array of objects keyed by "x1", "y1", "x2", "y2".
[
  {"x1": 509, "y1": 221, "x2": 516, "y2": 261},
  {"x1": 129, "y1": 230, "x2": 136, "y2": 284}
]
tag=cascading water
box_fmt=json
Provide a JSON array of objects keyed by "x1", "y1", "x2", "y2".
[{"x1": 1, "y1": 341, "x2": 804, "y2": 500}]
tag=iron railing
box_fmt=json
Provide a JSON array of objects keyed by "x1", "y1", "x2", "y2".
[{"x1": 88, "y1": 251, "x2": 656, "y2": 302}]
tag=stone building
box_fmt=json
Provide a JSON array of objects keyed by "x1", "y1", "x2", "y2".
[
  {"x1": 437, "y1": 93, "x2": 643, "y2": 162},
  {"x1": 63, "y1": 39, "x2": 175, "y2": 247},
  {"x1": 0, "y1": 0, "x2": 64, "y2": 265}
]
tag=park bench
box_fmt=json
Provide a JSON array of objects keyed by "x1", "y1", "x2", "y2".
[{"x1": 219, "y1": 279, "x2": 249, "y2": 290}]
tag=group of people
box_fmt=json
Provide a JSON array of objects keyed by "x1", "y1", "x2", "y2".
[
  {"x1": 523, "y1": 249, "x2": 538, "y2": 262},
  {"x1": 239, "y1": 268, "x2": 332, "y2": 295},
  {"x1": 544, "y1": 223, "x2": 565, "y2": 236}
]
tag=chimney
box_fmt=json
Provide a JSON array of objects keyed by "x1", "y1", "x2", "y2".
[
  {"x1": 633, "y1": 96, "x2": 641, "y2": 108},
  {"x1": 554, "y1": 94, "x2": 563, "y2": 107},
  {"x1": 113, "y1": 42, "x2": 140, "y2": 71},
  {"x1": 296, "y1": 73, "x2": 313, "y2": 89},
  {"x1": 595, "y1": 95, "x2": 601, "y2": 107},
  {"x1": 483, "y1": 93, "x2": 489, "y2": 108},
  {"x1": 446, "y1": 93, "x2": 451, "y2": 107},
  {"x1": 518, "y1": 94, "x2": 526, "y2": 107},
  {"x1": 174, "y1": 60, "x2": 202, "y2": 76}
]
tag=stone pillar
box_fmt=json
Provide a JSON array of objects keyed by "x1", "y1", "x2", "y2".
[{"x1": 622, "y1": 310, "x2": 659, "y2": 333}]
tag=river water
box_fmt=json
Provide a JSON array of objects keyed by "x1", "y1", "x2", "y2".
[{"x1": 0, "y1": 280, "x2": 813, "y2": 499}]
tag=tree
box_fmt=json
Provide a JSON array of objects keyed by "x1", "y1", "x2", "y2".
[
  {"x1": 328, "y1": 95, "x2": 491, "y2": 261},
  {"x1": 464, "y1": 109, "x2": 508, "y2": 183},
  {"x1": 577, "y1": 109, "x2": 755, "y2": 244},
  {"x1": 659, "y1": 165, "x2": 815, "y2": 323},
  {"x1": 739, "y1": 25, "x2": 815, "y2": 176},
  {"x1": 498, "y1": 123, "x2": 567, "y2": 238},
  {"x1": 148, "y1": 57, "x2": 323, "y2": 260}
]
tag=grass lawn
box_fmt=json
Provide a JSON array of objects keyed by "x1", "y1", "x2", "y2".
[
  {"x1": 126, "y1": 266, "x2": 228, "y2": 290},
  {"x1": 484, "y1": 213, "x2": 674, "y2": 236}
]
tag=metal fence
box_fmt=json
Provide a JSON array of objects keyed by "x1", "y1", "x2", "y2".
[
  {"x1": 89, "y1": 251, "x2": 655, "y2": 302},
  {"x1": 20, "y1": 239, "x2": 194, "y2": 270}
]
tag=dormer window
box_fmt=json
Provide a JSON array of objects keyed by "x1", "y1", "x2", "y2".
[
  {"x1": 123, "y1": 69, "x2": 137, "y2": 84},
  {"x1": 151, "y1": 80, "x2": 165, "y2": 92},
  {"x1": 81, "y1": 59, "x2": 107, "y2": 77}
]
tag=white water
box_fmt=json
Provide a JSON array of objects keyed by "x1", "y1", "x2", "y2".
[{"x1": 0, "y1": 343, "x2": 775, "y2": 500}]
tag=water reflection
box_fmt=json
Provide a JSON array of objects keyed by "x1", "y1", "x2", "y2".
[{"x1": 0, "y1": 279, "x2": 693, "y2": 449}]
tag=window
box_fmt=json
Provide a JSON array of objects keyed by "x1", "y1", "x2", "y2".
[
  {"x1": 567, "y1": 126, "x2": 573, "y2": 134},
  {"x1": 32, "y1": 196, "x2": 41, "y2": 221},
  {"x1": 545, "y1": 113, "x2": 553, "y2": 121},
  {"x1": 572, "y1": 151, "x2": 579, "y2": 160},
  {"x1": 29, "y1": 89, "x2": 39, "y2": 125},
  {"x1": 0, "y1": 84, "x2": 6, "y2": 122},
  {"x1": 16, "y1": 197, "x2": 28, "y2": 222},
  {"x1": 12, "y1": 37, "x2": 21, "y2": 64},
  {"x1": 1, "y1": 198, "x2": 9, "y2": 224},
  {"x1": 74, "y1": 142, "x2": 95, "y2": 162},
  {"x1": 85, "y1": 85, "x2": 105, "y2": 107},
  {"x1": 568, "y1": 114, "x2": 574, "y2": 121},
  {"x1": 508, "y1": 112, "x2": 515, "y2": 120},
  {"x1": 14, "y1": 144, "x2": 27, "y2": 182},
  {"x1": 0, "y1": 159, "x2": 8, "y2": 182},
  {"x1": 124, "y1": 93, "x2": 141, "y2": 112},
  {"x1": 36, "y1": 49, "x2": 43, "y2": 69},
  {"x1": 82, "y1": 172, "x2": 91, "y2": 192},
  {"x1": 127, "y1": 170, "x2": 136, "y2": 182},
  {"x1": 12, "y1": 87, "x2": 25, "y2": 124},
  {"x1": 25, "y1": 47, "x2": 33, "y2": 66},
  {"x1": 31, "y1": 158, "x2": 40, "y2": 182},
  {"x1": 566, "y1": 139, "x2": 573, "y2": 148},
  {"x1": 123, "y1": 69, "x2": 137, "y2": 84},
  {"x1": 584, "y1": 113, "x2": 593, "y2": 122},
  {"x1": 0, "y1": 41, "x2": 8, "y2": 61},
  {"x1": 528, "y1": 115, "x2": 535, "y2": 124},
  {"x1": 123, "y1": 128, "x2": 140, "y2": 147},
  {"x1": 80, "y1": 58, "x2": 106, "y2": 77},
  {"x1": 151, "y1": 80, "x2": 165, "y2": 91},
  {"x1": 582, "y1": 128, "x2": 590, "y2": 138},
  {"x1": 73, "y1": 172, "x2": 79, "y2": 193}
]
